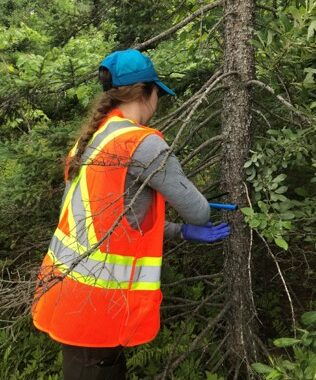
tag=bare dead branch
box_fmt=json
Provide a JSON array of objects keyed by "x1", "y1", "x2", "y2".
[
  {"x1": 156, "y1": 70, "x2": 224, "y2": 132},
  {"x1": 175, "y1": 109, "x2": 222, "y2": 154},
  {"x1": 252, "y1": 108, "x2": 272, "y2": 129},
  {"x1": 253, "y1": 99, "x2": 302, "y2": 127},
  {"x1": 162, "y1": 273, "x2": 222, "y2": 287},
  {"x1": 202, "y1": 334, "x2": 228, "y2": 370},
  {"x1": 248, "y1": 80, "x2": 313, "y2": 123},
  {"x1": 187, "y1": 154, "x2": 220, "y2": 178},
  {"x1": 164, "y1": 240, "x2": 187, "y2": 257},
  {"x1": 181, "y1": 135, "x2": 222, "y2": 166},
  {"x1": 211, "y1": 348, "x2": 230, "y2": 374}
]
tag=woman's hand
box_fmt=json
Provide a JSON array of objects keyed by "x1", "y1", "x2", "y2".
[{"x1": 181, "y1": 222, "x2": 230, "y2": 243}]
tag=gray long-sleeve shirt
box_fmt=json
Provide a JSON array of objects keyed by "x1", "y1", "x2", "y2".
[{"x1": 125, "y1": 134, "x2": 210, "y2": 239}]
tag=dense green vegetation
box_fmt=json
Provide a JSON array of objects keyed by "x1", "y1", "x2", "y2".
[{"x1": 0, "y1": 0, "x2": 315, "y2": 378}]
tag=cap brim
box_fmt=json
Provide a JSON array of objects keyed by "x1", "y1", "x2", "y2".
[{"x1": 154, "y1": 79, "x2": 175, "y2": 96}]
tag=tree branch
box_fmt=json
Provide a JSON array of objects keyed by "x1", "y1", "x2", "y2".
[
  {"x1": 248, "y1": 79, "x2": 312, "y2": 123},
  {"x1": 252, "y1": 108, "x2": 272, "y2": 129},
  {"x1": 133, "y1": 1, "x2": 223, "y2": 51},
  {"x1": 162, "y1": 273, "x2": 222, "y2": 287},
  {"x1": 159, "y1": 302, "x2": 230, "y2": 378},
  {"x1": 181, "y1": 135, "x2": 222, "y2": 166},
  {"x1": 257, "y1": 232, "x2": 296, "y2": 336}
]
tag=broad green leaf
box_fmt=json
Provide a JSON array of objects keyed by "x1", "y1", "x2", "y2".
[
  {"x1": 301, "y1": 311, "x2": 316, "y2": 326},
  {"x1": 282, "y1": 221, "x2": 292, "y2": 229},
  {"x1": 274, "y1": 237, "x2": 288, "y2": 250},
  {"x1": 258, "y1": 201, "x2": 268, "y2": 212},
  {"x1": 271, "y1": 193, "x2": 288, "y2": 202},
  {"x1": 295, "y1": 187, "x2": 308, "y2": 197},
  {"x1": 275, "y1": 186, "x2": 288, "y2": 194},
  {"x1": 249, "y1": 219, "x2": 260, "y2": 228},
  {"x1": 273, "y1": 338, "x2": 301, "y2": 347},
  {"x1": 273, "y1": 174, "x2": 287, "y2": 183},
  {"x1": 270, "y1": 182, "x2": 279, "y2": 191},
  {"x1": 251, "y1": 362, "x2": 274, "y2": 374},
  {"x1": 266, "y1": 369, "x2": 282, "y2": 379},
  {"x1": 281, "y1": 360, "x2": 296, "y2": 370},
  {"x1": 241, "y1": 207, "x2": 254, "y2": 216},
  {"x1": 281, "y1": 212, "x2": 295, "y2": 220},
  {"x1": 279, "y1": 201, "x2": 293, "y2": 212}
]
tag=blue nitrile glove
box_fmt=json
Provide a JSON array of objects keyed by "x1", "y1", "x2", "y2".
[{"x1": 181, "y1": 222, "x2": 230, "y2": 243}]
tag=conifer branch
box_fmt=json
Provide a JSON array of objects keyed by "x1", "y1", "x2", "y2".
[{"x1": 133, "y1": 1, "x2": 223, "y2": 51}]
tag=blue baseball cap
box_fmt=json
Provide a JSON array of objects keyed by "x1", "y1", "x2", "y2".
[{"x1": 99, "y1": 49, "x2": 175, "y2": 96}]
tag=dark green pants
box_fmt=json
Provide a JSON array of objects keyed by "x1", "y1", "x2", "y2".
[{"x1": 62, "y1": 344, "x2": 126, "y2": 380}]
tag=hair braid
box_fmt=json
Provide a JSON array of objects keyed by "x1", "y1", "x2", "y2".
[
  {"x1": 67, "y1": 92, "x2": 114, "y2": 179},
  {"x1": 67, "y1": 68, "x2": 156, "y2": 180}
]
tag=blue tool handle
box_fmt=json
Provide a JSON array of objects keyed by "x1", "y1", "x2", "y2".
[{"x1": 209, "y1": 202, "x2": 238, "y2": 211}]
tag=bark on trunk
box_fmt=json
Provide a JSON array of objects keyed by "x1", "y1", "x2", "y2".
[{"x1": 221, "y1": 0, "x2": 258, "y2": 375}]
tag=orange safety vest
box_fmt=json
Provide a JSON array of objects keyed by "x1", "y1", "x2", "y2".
[{"x1": 32, "y1": 109, "x2": 165, "y2": 347}]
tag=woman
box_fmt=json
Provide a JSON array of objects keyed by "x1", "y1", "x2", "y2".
[{"x1": 32, "y1": 49, "x2": 230, "y2": 380}]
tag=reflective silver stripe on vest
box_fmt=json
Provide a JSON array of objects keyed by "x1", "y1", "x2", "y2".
[
  {"x1": 49, "y1": 234, "x2": 161, "y2": 284},
  {"x1": 134, "y1": 265, "x2": 161, "y2": 283},
  {"x1": 82, "y1": 120, "x2": 135, "y2": 165},
  {"x1": 71, "y1": 183, "x2": 90, "y2": 248},
  {"x1": 60, "y1": 181, "x2": 71, "y2": 210},
  {"x1": 69, "y1": 120, "x2": 137, "y2": 248},
  {"x1": 71, "y1": 119, "x2": 137, "y2": 247}
]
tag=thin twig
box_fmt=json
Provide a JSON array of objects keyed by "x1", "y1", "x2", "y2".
[
  {"x1": 252, "y1": 108, "x2": 272, "y2": 129},
  {"x1": 243, "y1": 181, "x2": 257, "y2": 318},
  {"x1": 257, "y1": 232, "x2": 296, "y2": 336}
]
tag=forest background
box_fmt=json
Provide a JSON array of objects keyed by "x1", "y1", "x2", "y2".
[{"x1": 0, "y1": 0, "x2": 315, "y2": 379}]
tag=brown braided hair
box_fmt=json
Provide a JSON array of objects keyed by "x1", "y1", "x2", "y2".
[{"x1": 67, "y1": 68, "x2": 156, "y2": 180}]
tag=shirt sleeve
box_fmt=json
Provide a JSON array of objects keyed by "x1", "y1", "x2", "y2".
[
  {"x1": 129, "y1": 134, "x2": 210, "y2": 226},
  {"x1": 164, "y1": 221, "x2": 182, "y2": 240}
]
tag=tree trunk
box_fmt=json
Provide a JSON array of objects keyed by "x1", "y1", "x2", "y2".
[{"x1": 221, "y1": 0, "x2": 258, "y2": 376}]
